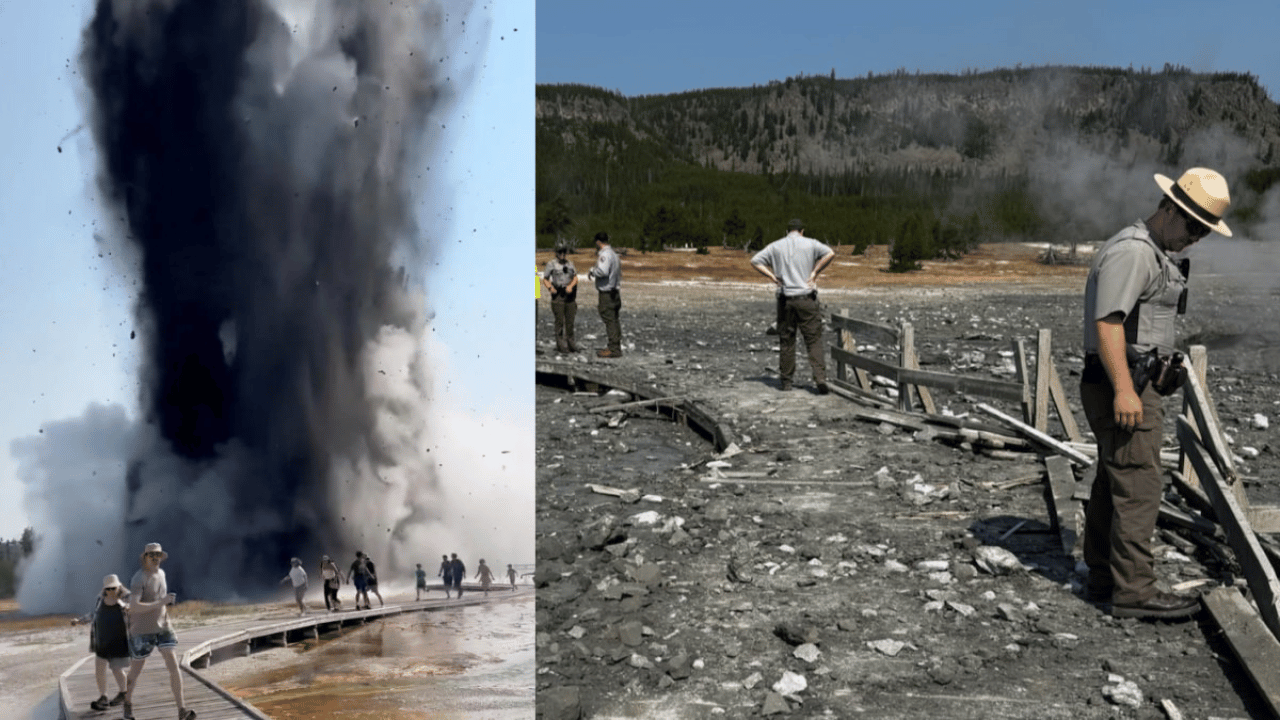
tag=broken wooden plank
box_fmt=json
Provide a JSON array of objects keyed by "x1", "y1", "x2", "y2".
[
  {"x1": 1182, "y1": 360, "x2": 1238, "y2": 484},
  {"x1": 830, "y1": 346, "x2": 1025, "y2": 403},
  {"x1": 835, "y1": 309, "x2": 873, "y2": 391},
  {"x1": 1248, "y1": 504, "x2": 1280, "y2": 535},
  {"x1": 1044, "y1": 455, "x2": 1080, "y2": 556},
  {"x1": 1180, "y1": 345, "x2": 1208, "y2": 490},
  {"x1": 587, "y1": 395, "x2": 687, "y2": 413},
  {"x1": 850, "y1": 406, "x2": 927, "y2": 432},
  {"x1": 1202, "y1": 586, "x2": 1280, "y2": 718},
  {"x1": 828, "y1": 377, "x2": 893, "y2": 408},
  {"x1": 828, "y1": 313, "x2": 899, "y2": 345},
  {"x1": 1179, "y1": 417, "x2": 1280, "y2": 640},
  {"x1": 1046, "y1": 356, "x2": 1083, "y2": 442},
  {"x1": 975, "y1": 402, "x2": 1094, "y2": 466}
]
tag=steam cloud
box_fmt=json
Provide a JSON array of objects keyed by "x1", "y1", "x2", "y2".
[{"x1": 16, "y1": 0, "x2": 480, "y2": 610}]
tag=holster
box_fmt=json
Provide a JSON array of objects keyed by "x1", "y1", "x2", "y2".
[{"x1": 1126, "y1": 346, "x2": 1186, "y2": 396}]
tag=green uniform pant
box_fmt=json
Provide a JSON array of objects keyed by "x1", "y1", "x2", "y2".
[
  {"x1": 777, "y1": 294, "x2": 825, "y2": 385},
  {"x1": 1080, "y1": 378, "x2": 1165, "y2": 605},
  {"x1": 550, "y1": 293, "x2": 576, "y2": 349},
  {"x1": 597, "y1": 289, "x2": 622, "y2": 353}
]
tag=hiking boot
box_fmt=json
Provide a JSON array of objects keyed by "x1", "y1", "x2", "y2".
[
  {"x1": 555, "y1": 342, "x2": 569, "y2": 353},
  {"x1": 109, "y1": 692, "x2": 126, "y2": 706},
  {"x1": 567, "y1": 342, "x2": 580, "y2": 352},
  {"x1": 779, "y1": 380, "x2": 793, "y2": 391},
  {"x1": 1111, "y1": 591, "x2": 1200, "y2": 619},
  {"x1": 815, "y1": 381, "x2": 830, "y2": 395},
  {"x1": 596, "y1": 348, "x2": 622, "y2": 358},
  {"x1": 90, "y1": 695, "x2": 110, "y2": 711},
  {"x1": 179, "y1": 708, "x2": 197, "y2": 720},
  {"x1": 122, "y1": 701, "x2": 134, "y2": 720}
]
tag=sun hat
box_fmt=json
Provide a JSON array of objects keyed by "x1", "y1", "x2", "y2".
[
  {"x1": 141, "y1": 542, "x2": 168, "y2": 560},
  {"x1": 1154, "y1": 167, "x2": 1231, "y2": 237},
  {"x1": 102, "y1": 574, "x2": 125, "y2": 591}
]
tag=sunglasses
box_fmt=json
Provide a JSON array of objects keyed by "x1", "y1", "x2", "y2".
[
  {"x1": 1177, "y1": 206, "x2": 1212, "y2": 239},
  {"x1": 145, "y1": 552, "x2": 165, "y2": 558}
]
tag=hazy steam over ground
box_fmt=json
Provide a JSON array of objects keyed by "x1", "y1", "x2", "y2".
[{"x1": 14, "y1": 0, "x2": 491, "y2": 611}]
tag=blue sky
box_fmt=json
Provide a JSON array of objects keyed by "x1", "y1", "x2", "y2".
[
  {"x1": 0, "y1": 1, "x2": 533, "y2": 539},
  {"x1": 537, "y1": 0, "x2": 1279, "y2": 100}
]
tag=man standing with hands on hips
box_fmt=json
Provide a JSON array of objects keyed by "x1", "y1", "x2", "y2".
[
  {"x1": 588, "y1": 231, "x2": 623, "y2": 358},
  {"x1": 1080, "y1": 167, "x2": 1232, "y2": 620},
  {"x1": 751, "y1": 218, "x2": 835, "y2": 393}
]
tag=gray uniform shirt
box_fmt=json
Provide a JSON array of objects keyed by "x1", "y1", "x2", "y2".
[
  {"x1": 752, "y1": 232, "x2": 835, "y2": 297},
  {"x1": 543, "y1": 258, "x2": 577, "y2": 289},
  {"x1": 1082, "y1": 220, "x2": 1186, "y2": 355},
  {"x1": 128, "y1": 567, "x2": 171, "y2": 635},
  {"x1": 588, "y1": 245, "x2": 621, "y2": 291}
]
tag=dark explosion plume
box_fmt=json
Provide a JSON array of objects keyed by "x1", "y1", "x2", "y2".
[{"x1": 25, "y1": 0, "x2": 470, "y2": 604}]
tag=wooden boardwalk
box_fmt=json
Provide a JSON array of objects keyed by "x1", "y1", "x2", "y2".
[{"x1": 60, "y1": 584, "x2": 529, "y2": 720}]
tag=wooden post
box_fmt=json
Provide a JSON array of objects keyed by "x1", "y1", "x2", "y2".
[
  {"x1": 837, "y1": 309, "x2": 871, "y2": 390},
  {"x1": 1035, "y1": 330, "x2": 1052, "y2": 432},
  {"x1": 1012, "y1": 339, "x2": 1033, "y2": 425},
  {"x1": 1180, "y1": 345, "x2": 1208, "y2": 490},
  {"x1": 899, "y1": 323, "x2": 916, "y2": 412},
  {"x1": 900, "y1": 323, "x2": 936, "y2": 414}
]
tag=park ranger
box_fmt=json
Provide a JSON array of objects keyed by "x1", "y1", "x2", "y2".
[
  {"x1": 1080, "y1": 167, "x2": 1231, "y2": 619},
  {"x1": 542, "y1": 241, "x2": 580, "y2": 353}
]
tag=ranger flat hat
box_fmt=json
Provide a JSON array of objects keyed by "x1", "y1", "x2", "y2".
[{"x1": 1154, "y1": 167, "x2": 1231, "y2": 237}]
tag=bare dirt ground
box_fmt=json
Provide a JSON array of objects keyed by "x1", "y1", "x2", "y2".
[{"x1": 535, "y1": 244, "x2": 1280, "y2": 719}]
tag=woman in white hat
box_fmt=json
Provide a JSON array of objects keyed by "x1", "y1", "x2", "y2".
[{"x1": 84, "y1": 573, "x2": 130, "y2": 711}]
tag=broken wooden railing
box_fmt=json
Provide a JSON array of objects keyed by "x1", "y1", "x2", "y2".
[{"x1": 826, "y1": 314, "x2": 1280, "y2": 711}]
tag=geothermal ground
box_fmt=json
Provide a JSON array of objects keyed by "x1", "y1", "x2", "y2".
[{"x1": 534, "y1": 244, "x2": 1280, "y2": 719}]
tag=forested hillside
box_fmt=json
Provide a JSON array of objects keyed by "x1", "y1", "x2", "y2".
[{"x1": 537, "y1": 65, "x2": 1280, "y2": 256}]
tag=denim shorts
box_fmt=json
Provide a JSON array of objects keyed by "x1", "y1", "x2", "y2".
[{"x1": 129, "y1": 628, "x2": 178, "y2": 659}]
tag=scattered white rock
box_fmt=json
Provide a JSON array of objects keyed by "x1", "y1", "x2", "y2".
[
  {"x1": 947, "y1": 601, "x2": 975, "y2": 617},
  {"x1": 884, "y1": 559, "x2": 910, "y2": 573},
  {"x1": 630, "y1": 510, "x2": 662, "y2": 525},
  {"x1": 742, "y1": 671, "x2": 763, "y2": 690},
  {"x1": 629, "y1": 653, "x2": 654, "y2": 669},
  {"x1": 778, "y1": 544, "x2": 796, "y2": 554},
  {"x1": 916, "y1": 560, "x2": 950, "y2": 572},
  {"x1": 1241, "y1": 446, "x2": 1260, "y2": 459},
  {"x1": 867, "y1": 639, "x2": 906, "y2": 657},
  {"x1": 772, "y1": 670, "x2": 808, "y2": 696},
  {"x1": 793, "y1": 644, "x2": 821, "y2": 663},
  {"x1": 1253, "y1": 413, "x2": 1270, "y2": 430},
  {"x1": 641, "y1": 494, "x2": 664, "y2": 503},
  {"x1": 693, "y1": 658, "x2": 705, "y2": 670},
  {"x1": 923, "y1": 600, "x2": 945, "y2": 613},
  {"x1": 1101, "y1": 675, "x2": 1143, "y2": 708},
  {"x1": 568, "y1": 625, "x2": 586, "y2": 639},
  {"x1": 706, "y1": 460, "x2": 733, "y2": 469},
  {"x1": 973, "y1": 546, "x2": 1026, "y2": 575}
]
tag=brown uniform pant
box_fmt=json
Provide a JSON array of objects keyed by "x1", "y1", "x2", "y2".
[
  {"x1": 1080, "y1": 377, "x2": 1165, "y2": 605},
  {"x1": 550, "y1": 293, "x2": 576, "y2": 350},
  {"x1": 597, "y1": 289, "x2": 622, "y2": 353},
  {"x1": 777, "y1": 293, "x2": 826, "y2": 385}
]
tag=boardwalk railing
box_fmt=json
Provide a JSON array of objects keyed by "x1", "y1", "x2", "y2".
[{"x1": 60, "y1": 586, "x2": 525, "y2": 720}]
